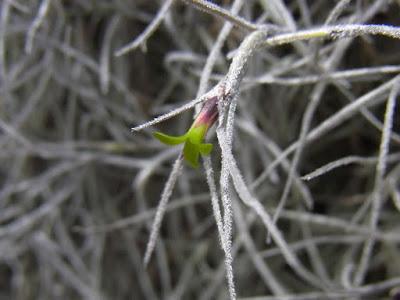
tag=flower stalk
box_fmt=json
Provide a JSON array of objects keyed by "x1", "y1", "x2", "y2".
[{"x1": 154, "y1": 95, "x2": 219, "y2": 168}]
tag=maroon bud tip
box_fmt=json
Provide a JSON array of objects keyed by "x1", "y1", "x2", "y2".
[{"x1": 193, "y1": 96, "x2": 219, "y2": 128}]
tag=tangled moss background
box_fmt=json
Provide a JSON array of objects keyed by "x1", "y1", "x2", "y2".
[{"x1": 1, "y1": 1, "x2": 400, "y2": 299}]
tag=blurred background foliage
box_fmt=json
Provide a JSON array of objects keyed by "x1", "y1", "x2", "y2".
[{"x1": 1, "y1": 0, "x2": 400, "y2": 299}]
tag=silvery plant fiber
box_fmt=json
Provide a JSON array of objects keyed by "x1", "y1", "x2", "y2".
[{"x1": 1, "y1": 1, "x2": 400, "y2": 299}]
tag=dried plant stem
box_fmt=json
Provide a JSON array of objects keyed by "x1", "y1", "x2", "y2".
[
  {"x1": 301, "y1": 153, "x2": 400, "y2": 181},
  {"x1": 324, "y1": 0, "x2": 352, "y2": 25},
  {"x1": 115, "y1": 0, "x2": 175, "y2": 56},
  {"x1": 5, "y1": 1, "x2": 400, "y2": 299},
  {"x1": 132, "y1": 24, "x2": 400, "y2": 135},
  {"x1": 131, "y1": 97, "x2": 204, "y2": 132},
  {"x1": 217, "y1": 130, "x2": 324, "y2": 289},
  {"x1": 25, "y1": 0, "x2": 51, "y2": 54},
  {"x1": 180, "y1": 0, "x2": 258, "y2": 32},
  {"x1": 144, "y1": 155, "x2": 184, "y2": 266},
  {"x1": 253, "y1": 75, "x2": 399, "y2": 189},
  {"x1": 261, "y1": 24, "x2": 400, "y2": 47},
  {"x1": 353, "y1": 79, "x2": 399, "y2": 285}
]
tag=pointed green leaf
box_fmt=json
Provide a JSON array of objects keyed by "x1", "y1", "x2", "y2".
[
  {"x1": 183, "y1": 140, "x2": 200, "y2": 168},
  {"x1": 153, "y1": 131, "x2": 187, "y2": 145},
  {"x1": 198, "y1": 143, "x2": 213, "y2": 156}
]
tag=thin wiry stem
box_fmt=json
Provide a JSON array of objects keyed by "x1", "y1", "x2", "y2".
[
  {"x1": 253, "y1": 75, "x2": 399, "y2": 189},
  {"x1": 217, "y1": 77, "x2": 240, "y2": 300},
  {"x1": 240, "y1": 277, "x2": 400, "y2": 300},
  {"x1": 131, "y1": 97, "x2": 204, "y2": 132},
  {"x1": 234, "y1": 201, "x2": 286, "y2": 296},
  {"x1": 259, "y1": 0, "x2": 296, "y2": 30},
  {"x1": 132, "y1": 24, "x2": 400, "y2": 134},
  {"x1": 74, "y1": 194, "x2": 208, "y2": 234},
  {"x1": 4, "y1": 0, "x2": 30, "y2": 13},
  {"x1": 353, "y1": 78, "x2": 399, "y2": 286},
  {"x1": 275, "y1": 209, "x2": 400, "y2": 242},
  {"x1": 144, "y1": 154, "x2": 184, "y2": 266},
  {"x1": 222, "y1": 237, "x2": 236, "y2": 300},
  {"x1": 244, "y1": 65, "x2": 400, "y2": 87},
  {"x1": 0, "y1": 183, "x2": 77, "y2": 238},
  {"x1": 224, "y1": 30, "x2": 270, "y2": 95},
  {"x1": 7, "y1": 1, "x2": 400, "y2": 298},
  {"x1": 271, "y1": 83, "x2": 326, "y2": 230},
  {"x1": 180, "y1": 0, "x2": 259, "y2": 32},
  {"x1": 272, "y1": 21, "x2": 357, "y2": 232},
  {"x1": 198, "y1": 5, "x2": 244, "y2": 298},
  {"x1": 133, "y1": 19, "x2": 400, "y2": 295},
  {"x1": 203, "y1": 156, "x2": 225, "y2": 249},
  {"x1": 324, "y1": 0, "x2": 352, "y2": 25},
  {"x1": 0, "y1": 0, "x2": 11, "y2": 78},
  {"x1": 100, "y1": 15, "x2": 120, "y2": 94},
  {"x1": 195, "y1": 2, "x2": 244, "y2": 296},
  {"x1": 389, "y1": 181, "x2": 400, "y2": 213},
  {"x1": 195, "y1": 0, "x2": 242, "y2": 98},
  {"x1": 217, "y1": 129, "x2": 324, "y2": 289},
  {"x1": 9, "y1": 0, "x2": 400, "y2": 300},
  {"x1": 261, "y1": 24, "x2": 400, "y2": 47},
  {"x1": 238, "y1": 120, "x2": 313, "y2": 207},
  {"x1": 115, "y1": 0, "x2": 175, "y2": 57},
  {"x1": 301, "y1": 153, "x2": 400, "y2": 181},
  {"x1": 31, "y1": 232, "x2": 102, "y2": 300},
  {"x1": 25, "y1": 0, "x2": 51, "y2": 54}
]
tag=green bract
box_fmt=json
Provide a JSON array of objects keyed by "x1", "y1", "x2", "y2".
[{"x1": 154, "y1": 123, "x2": 213, "y2": 168}]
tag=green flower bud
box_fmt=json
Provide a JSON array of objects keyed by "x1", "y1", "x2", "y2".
[{"x1": 153, "y1": 96, "x2": 218, "y2": 168}]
